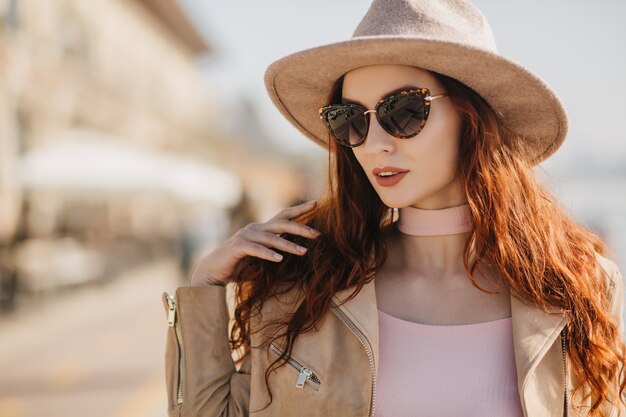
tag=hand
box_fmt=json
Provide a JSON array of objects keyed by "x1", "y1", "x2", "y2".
[{"x1": 189, "y1": 200, "x2": 322, "y2": 286}]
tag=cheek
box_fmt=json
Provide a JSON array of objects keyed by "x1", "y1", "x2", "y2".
[
  {"x1": 411, "y1": 115, "x2": 462, "y2": 179},
  {"x1": 351, "y1": 149, "x2": 366, "y2": 172},
  {"x1": 424, "y1": 117, "x2": 461, "y2": 156},
  {"x1": 351, "y1": 149, "x2": 375, "y2": 184},
  {"x1": 412, "y1": 147, "x2": 457, "y2": 184}
]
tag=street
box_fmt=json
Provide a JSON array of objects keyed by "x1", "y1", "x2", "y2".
[{"x1": 0, "y1": 259, "x2": 184, "y2": 417}]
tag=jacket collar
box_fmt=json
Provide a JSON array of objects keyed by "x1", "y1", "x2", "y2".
[{"x1": 331, "y1": 277, "x2": 571, "y2": 417}]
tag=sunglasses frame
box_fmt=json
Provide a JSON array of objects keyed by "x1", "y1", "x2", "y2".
[{"x1": 318, "y1": 87, "x2": 448, "y2": 148}]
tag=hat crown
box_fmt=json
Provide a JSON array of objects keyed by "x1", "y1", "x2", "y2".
[{"x1": 352, "y1": 0, "x2": 498, "y2": 52}]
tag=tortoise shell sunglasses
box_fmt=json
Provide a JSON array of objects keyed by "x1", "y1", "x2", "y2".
[{"x1": 318, "y1": 87, "x2": 448, "y2": 148}]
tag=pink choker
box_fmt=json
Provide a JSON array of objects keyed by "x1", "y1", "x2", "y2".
[{"x1": 397, "y1": 203, "x2": 473, "y2": 236}]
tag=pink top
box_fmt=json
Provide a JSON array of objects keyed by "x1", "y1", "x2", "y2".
[{"x1": 374, "y1": 308, "x2": 523, "y2": 417}]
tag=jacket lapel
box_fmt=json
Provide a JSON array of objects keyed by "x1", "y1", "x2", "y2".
[
  {"x1": 510, "y1": 292, "x2": 570, "y2": 417},
  {"x1": 331, "y1": 278, "x2": 380, "y2": 377},
  {"x1": 331, "y1": 277, "x2": 570, "y2": 417}
]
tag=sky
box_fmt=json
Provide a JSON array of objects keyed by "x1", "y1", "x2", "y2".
[{"x1": 178, "y1": 0, "x2": 626, "y2": 175}]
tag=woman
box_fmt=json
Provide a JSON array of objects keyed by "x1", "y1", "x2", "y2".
[{"x1": 162, "y1": 0, "x2": 625, "y2": 416}]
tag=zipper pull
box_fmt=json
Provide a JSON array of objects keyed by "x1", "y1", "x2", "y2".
[
  {"x1": 296, "y1": 368, "x2": 312, "y2": 388},
  {"x1": 166, "y1": 293, "x2": 176, "y2": 327}
]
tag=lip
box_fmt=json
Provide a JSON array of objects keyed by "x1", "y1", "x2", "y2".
[
  {"x1": 372, "y1": 166, "x2": 409, "y2": 176},
  {"x1": 373, "y1": 169, "x2": 409, "y2": 187}
]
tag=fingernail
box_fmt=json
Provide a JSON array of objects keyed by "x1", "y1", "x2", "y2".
[{"x1": 297, "y1": 245, "x2": 307, "y2": 252}]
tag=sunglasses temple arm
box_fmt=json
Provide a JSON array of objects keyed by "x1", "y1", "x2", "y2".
[{"x1": 426, "y1": 93, "x2": 448, "y2": 101}]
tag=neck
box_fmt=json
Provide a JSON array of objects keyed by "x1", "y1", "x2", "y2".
[{"x1": 391, "y1": 203, "x2": 474, "y2": 279}]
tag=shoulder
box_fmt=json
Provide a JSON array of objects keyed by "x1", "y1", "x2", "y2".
[
  {"x1": 594, "y1": 252, "x2": 622, "y2": 305},
  {"x1": 594, "y1": 252, "x2": 623, "y2": 333},
  {"x1": 594, "y1": 251, "x2": 620, "y2": 276},
  {"x1": 251, "y1": 280, "x2": 305, "y2": 325}
]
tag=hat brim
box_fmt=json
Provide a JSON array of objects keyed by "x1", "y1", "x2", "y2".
[{"x1": 264, "y1": 36, "x2": 568, "y2": 165}]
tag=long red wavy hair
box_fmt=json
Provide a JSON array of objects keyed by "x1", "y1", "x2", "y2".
[{"x1": 227, "y1": 70, "x2": 625, "y2": 416}]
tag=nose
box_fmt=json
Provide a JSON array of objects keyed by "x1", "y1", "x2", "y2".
[{"x1": 361, "y1": 110, "x2": 394, "y2": 154}]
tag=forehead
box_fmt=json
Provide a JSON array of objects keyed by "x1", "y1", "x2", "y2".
[{"x1": 341, "y1": 64, "x2": 438, "y2": 105}]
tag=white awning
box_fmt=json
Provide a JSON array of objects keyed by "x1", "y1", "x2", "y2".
[{"x1": 14, "y1": 128, "x2": 242, "y2": 208}]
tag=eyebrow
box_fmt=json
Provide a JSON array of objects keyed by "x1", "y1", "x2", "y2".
[{"x1": 341, "y1": 85, "x2": 419, "y2": 107}]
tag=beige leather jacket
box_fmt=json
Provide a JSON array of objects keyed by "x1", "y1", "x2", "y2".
[{"x1": 162, "y1": 253, "x2": 624, "y2": 417}]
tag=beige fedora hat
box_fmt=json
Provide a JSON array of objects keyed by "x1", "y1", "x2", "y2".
[{"x1": 264, "y1": 0, "x2": 569, "y2": 165}]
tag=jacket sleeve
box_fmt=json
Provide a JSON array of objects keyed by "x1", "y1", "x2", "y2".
[{"x1": 163, "y1": 284, "x2": 250, "y2": 417}]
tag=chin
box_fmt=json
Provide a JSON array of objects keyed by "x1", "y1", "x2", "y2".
[{"x1": 377, "y1": 195, "x2": 417, "y2": 210}]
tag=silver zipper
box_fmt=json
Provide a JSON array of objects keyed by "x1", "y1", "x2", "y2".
[
  {"x1": 165, "y1": 292, "x2": 185, "y2": 405},
  {"x1": 330, "y1": 302, "x2": 377, "y2": 417},
  {"x1": 561, "y1": 326, "x2": 567, "y2": 417},
  {"x1": 269, "y1": 343, "x2": 321, "y2": 390}
]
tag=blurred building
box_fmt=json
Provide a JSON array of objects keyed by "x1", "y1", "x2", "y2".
[
  {"x1": 0, "y1": 0, "x2": 312, "y2": 308},
  {"x1": 0, "y1": 0, "x2": 249, "y2": 306},
  {"x1": 2, "y1": 0, "x2": 215, "y2": 151}
]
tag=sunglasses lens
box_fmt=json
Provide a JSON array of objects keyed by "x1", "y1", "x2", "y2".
[
  {"x1": 378, "y1": 92, "x2": 428, "y2": 138},
  {"x1": 323, "y1": 105, "x2": 367, "y2": 146}
]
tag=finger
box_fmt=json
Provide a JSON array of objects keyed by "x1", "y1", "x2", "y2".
[
  {"x1": 247, "y1": 229, "x2": 309, "y2": 257},
  {"x1": 272, "y1": 200, "x2": 317, "y2": 220},
  {"x1": 240, "y1": 240, "x2": 285, "y2": 262},
  {"x1": 261, "y1": 219, "x2": 321, "y2": 239}
]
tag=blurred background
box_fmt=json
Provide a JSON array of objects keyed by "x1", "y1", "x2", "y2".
[{"x1": 0, "y1": 0, "x2": 623, "y2": 416}]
